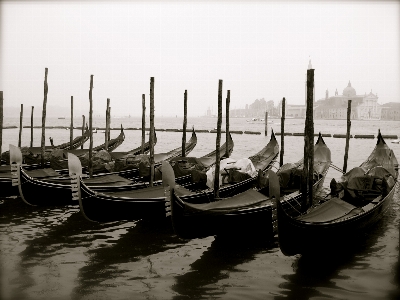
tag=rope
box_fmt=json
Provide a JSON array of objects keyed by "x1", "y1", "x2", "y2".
[{"x1": 330, "y1": 163, "x2": 345, "y2": 174}]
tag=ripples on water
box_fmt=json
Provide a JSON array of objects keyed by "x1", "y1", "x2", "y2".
[{"x1": 1, "y1": 118, "x2": 399, "y2": 299}]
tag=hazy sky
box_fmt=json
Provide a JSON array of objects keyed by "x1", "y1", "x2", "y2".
[{"x1": 1, "y1": 0, "x2": 399, "y2": 117}]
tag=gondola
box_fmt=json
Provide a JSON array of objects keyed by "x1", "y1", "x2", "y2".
[
  {"x1": 277, "y1": 131, "x2": 398, "y2": 256},
  {"x1": 70, "y1": 131, "x2": 235, "y2": 222},
  {"x1": 168, "y1": 133, "x2": 331, "y2": 240},
  {"x1": 0, "y1": 126, "x2": 90, "y2": 165},
  {"x1": 9, "y1": 129, "x2": 198, "y2": 206}
]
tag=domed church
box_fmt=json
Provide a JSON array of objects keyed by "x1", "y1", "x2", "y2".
[{"x1": 315, "y1": 81, "x2": 381, "y2": 120}]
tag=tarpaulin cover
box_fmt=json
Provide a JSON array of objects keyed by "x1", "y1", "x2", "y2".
[
  {"x1": 182, "y1": 188, "x2": 268, "y2": 215},
  {"x1": 25, "y1": 168, "x2": 61, "y2": 178},
  {"x1": 296, "y1": 198, "x2": 358, "y2": 223}
]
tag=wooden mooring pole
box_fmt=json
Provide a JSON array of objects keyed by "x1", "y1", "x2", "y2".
[
  {"x1": 70, "y1": 96, "x2": 73, "y2": 149},
  {"x1": 214, "y1": 79, "x2": 223, "y2": 199},
  {"x1": 88, "y1": 75, "x2": 94, "y2": 178},
  {"x1": 41, "y1": 68, "x2": 48, "y2": 167},
  {"x1": 225, "y1": 90, "x2": 230, "y2": 158},
  {"x1": 302, "y1": 67, "x2": 315, "y2": 209},
  {"x1": 280, "y1": 98, "x2": 285, "y2": 167},
  {"x1": 105, "y1": 98, "x2": 110, "y2": 150},
  {"x1": 141, "y1": 94, "x2": 145, "y2": 154},
  {"x1": 18, "y1": 104, "x2": 23, "y2": 148},
  {"x1": 0, "y1": 91, "x2": 3, "y2": 162},
  {"x1": 264, "y1": 111, "x2": 268, "y2": 136},
  {"x1": 343, "y1": 100, "x2": 352, "y2": 173},
  {"x1": 149, "y1": 77, "x2": 155, "y2": 187},
  {"x1": 30, "y1": 106, "x2": 34, "y2": 147},
  {"x1": 81, "y1": 115, "x2": 85, "y2": 149},
  {"x1": 108, "y1": 106, "x2": 111, "y2": 141},
  {"x1": 182, "y1": 90, "x2": 187, "y2": 157}
]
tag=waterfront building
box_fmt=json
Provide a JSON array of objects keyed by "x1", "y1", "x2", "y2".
[
  {"x1": 381, "y1": 102, "x2": 400, "y2": 121},
  {"x1": 315, "y1": 81, "x2": 381, "y2": 120}
]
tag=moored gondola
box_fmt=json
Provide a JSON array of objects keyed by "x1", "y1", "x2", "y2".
[
  {"x1": 277, "y1": 131, "x2": 399, "y2": 256},
  {"x1": 70, "y1": 131, "x2": 235, "y2": 222},
  {"x1": 168, "y1": 133, "x2": 331, "y2": 240},
  {"x1": 8, "y1": 129, "x2": 198, "y2": 206}
]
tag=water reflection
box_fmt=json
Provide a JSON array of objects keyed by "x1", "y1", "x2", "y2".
[
  {"x1": 277, "y1": 200, "x2": 397, "y2": 300},
  {"x1": 172, "y1": 236, "x2": 276, "y2": 299},
  {"x1": 71, "y1": 220, "x2": 187, "y2": 299}
]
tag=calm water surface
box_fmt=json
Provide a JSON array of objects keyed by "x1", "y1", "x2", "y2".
[{"x1": 1, "y1": 117, "x2": 399, "y2": 299}]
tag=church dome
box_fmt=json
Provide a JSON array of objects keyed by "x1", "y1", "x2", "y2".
[{"x1": 343, "y1": 81, "x2": 356, "y2": 97}]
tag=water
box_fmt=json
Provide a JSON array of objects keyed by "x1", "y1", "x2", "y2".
[{"x1": 1, "y1": 117, "x2": 399, "y2": 300}]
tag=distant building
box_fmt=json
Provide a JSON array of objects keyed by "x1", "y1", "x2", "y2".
[
  {"x1": 315, "y1": 81, "x2": 382, "y2": 120},
  {"x1": 381, "y1": 102, "x2": 400, "y2": 120}
]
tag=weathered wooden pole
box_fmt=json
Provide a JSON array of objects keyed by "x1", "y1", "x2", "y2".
[
  {"x1": 141, "y1": 94, "x2": 146, "y2": 154},
  {"x1": 105, "y1": 98, "x2": 110, "y2": 150},
  {"x1": 343, "y1": 100, "x2": 352, "y2": 173},
  {"x1": 41, "y1": 68, "x2": 48, "y2": 167},
  {"x1": 70, "y1": 96, "x2": 74, "y2": 149},
  {"x1": 264, "y1": 111, "x2": 268, "y2": 136},
  {"x1": 149, "y1": 77, "x2": 155, "y2": 187},
  {"x1": 280, "y1": 98, "x2": 285, "y2": 167},
  {"x1": 81, "y1": 115, "x2": 85, "y2": 149},
  {"x1": 88, "y1": 75, "x2": 94, "y2": 178},
  {"x1": 108, "y1": 106, "x2": 111, "y2": 141},
  {"x1": 0, "y1": 91, "x2": 3, "y2": 162},
  {"x1": 225, "y1": 90, "x2": 230, "y2": 158},
  {"x1": 302, "y1": 67, "x2": 315, "y2": 209},
  {"x1": 18, "y1": 104, "x2": 23, "y2": 148},
  {"x1": 214, "y1": 79, "x2": 223, "y2": 199},
  {"x1": 182, "y1": 90, "x2": 187, "y2": 157},
  {"x1": 30, "y1": 106, "x2": 34, "y2": 147}
]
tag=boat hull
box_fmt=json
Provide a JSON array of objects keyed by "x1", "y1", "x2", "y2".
[{"x1": 277, "y1": 186, "x2": 395, "y2": 256}]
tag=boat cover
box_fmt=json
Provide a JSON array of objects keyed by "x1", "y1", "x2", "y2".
[
  {"x1": 296, "y1": 198, "x2": 358, "y2": 223},
  {"x1": 25, "y1": 168, "x2": 61, "y2": 178},
  {"x1": 182, "y1": 188, "x2": 269, "y2": 214}
]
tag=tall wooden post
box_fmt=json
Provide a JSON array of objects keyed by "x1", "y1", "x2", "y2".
[
  {"x1": 343, "y1": 100, "x2": 352, "y2": 173},
  {"x1": 41, "y1": 68, "x2": 48, "y2": 167},
  {"x1": 105, "y1": 98, "x2": 110, "y2": 150},
  {"x1": 18, "y1": 104, "x2": 23, "y2": 148},
  {"x1": 149, "y1": 77, "x2": 155, "y2": 187},
  {"x1": 88, "y1": 75, "x2": 94, "y2": 178},
  {"x1": 280, "y1": 98, "x2": 285, "y2": 167},
  {"x1": 225, "y1": 90, "x2": 230, "y2": 158},
  {"x1": 30, "y1": 106, "x2": 34, "y2": 148},
  {"x1": 0, "y1": 91, "x2": 3, "y2": 162},
  {"x1": 302, "y1": 68, "x2": 315, "y2": 209},
  {"x1": 264, "y1": 111, "x2": 268, "y2": 136},
  {"x1": 141, "y1": 94, "x2": 146, "y2": 154},
  {"x1": 81, "y1": 115, "x2": 85, "y2": 149},
  {"x1": 182, "y1": 90, "x2": 187, "y2": 157},
  {"x1": 214, "y1": 79, "x2": 223, "y2": 198},
  {"x1": 108, "y1": 106, "x2": 111, "y2": 141},
  {"x1": 70, "y1": 96, "x2": 74, "y2": 149}
]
